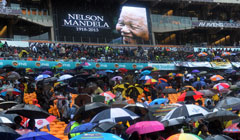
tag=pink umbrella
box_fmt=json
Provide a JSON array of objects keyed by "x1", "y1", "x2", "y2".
[
  {"x1": 100, "y1": 91, "x2": 116, "y2": 101},
  {"x1": 16, "y1": 129, "x2": 32, "y2": 135},
  {"x1": 126, "y1": 121, "x2": 165, "y2": 135},
  {"x1": 223, "y1": 123, "x2": 240, "y2": 133}
]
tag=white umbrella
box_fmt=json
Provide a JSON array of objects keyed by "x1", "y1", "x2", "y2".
[
  {"x1": 58, "y1": 74, "x2": 73, "y2": 81},
  {"x1": 0, "y1": 116, "x2": 13, "y2": 124}
]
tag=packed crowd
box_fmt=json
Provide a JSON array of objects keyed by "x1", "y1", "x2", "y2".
[
  {"x1": 1, "y1": 41, "x2": 240, "y2": 63},
  {"x1": 0, "y1": 65, "x2": 239, "y2": 140}
]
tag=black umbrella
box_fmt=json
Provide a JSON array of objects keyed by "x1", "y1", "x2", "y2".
[
  {"x1": 2, "y1": 65, "x2": 15, "y2": 72},
  {"x1": 216, "y1": 97, "x2": 240, "y2": 111},
  {"x1": 162, "y1": 88, "x2": 177, "y2": 94},
  {"x1": 0, "y1": 97, "x2": 4, "y2": 103},
  {"x1": 74, "y1": 102, "x2": 110, "y2": 121},
  {"x1": 205, "y1": 135, "x2": 233, "y2": 140},
  {"x1": 74, "y1": 94, "x2": 92, "y2": 107},
  {"x1": 0, "y1": 124, "x2": 20, "y2": 139},
  {"x1": 91, "y1": 122, "x2": 117, "y2": 132},
  {"x1": 6, "y1": 104, "x2": 50, "y2": 119},
  {"x1": 205, "y1": 110, "x2": 239, "y2": 122},
  {"x1": 7, "y1": 71, "x2": 21, "y2": 80},
  {"x1": 0, "y1": 111, "x2": 18, "y2": 122},
  {"x1": 123, "y1": 103, "x2": 148, "y2": 117},
  {"x1": 0, "y1": 101, "x2": 17, "y2": 110}
]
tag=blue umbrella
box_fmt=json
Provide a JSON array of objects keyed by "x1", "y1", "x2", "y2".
[
  {"x1": 71, "y1": 123, "x2": 97, "y2": 133},
  {"x1": 42, "y1": 70, "x2": 53, "y2": 76},
  {"x1": 141, "y1": 70, "x2": 151, "y2": 75},
  {"x1": 224, "y1": 69, "x2": 236, "y2": 74},
  {"x1": 64, "y1": 121, "x2": 75, "y2": 135},
  {"x1": 97, "y1": 71, "x2": 107, "y2": 75},
  {"x1": 105, "y1": 70, "x2": 114, "y2": 73},
  {"x1": 70, "y1": 132, "x2": 123, "y2": 140},
  {"x1": 140, "y1": 75, "x2": 153, "y2": 80},
  {"x1": 192, "y1": 69, "x2": 200, "y2": 73},
  {"x1": 192, "y1": 81, "x2": 206, "y2": 88},
  {"x1": 156, "y1": 83, "x2": 169, "y2": 90},
  {"x1": 17, "y1": 132, "x2": 60, "y2": 140},
  {"x1": 149, "y1": 98, "x2": 168, "y2": 106},
  {"x1": 35, "y1": 74, "x2": 51, "y2": 81}
]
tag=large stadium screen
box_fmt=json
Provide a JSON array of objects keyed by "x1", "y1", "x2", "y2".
[{"x1": 54, "y1": 3, "x2": 152, "y2": 45}]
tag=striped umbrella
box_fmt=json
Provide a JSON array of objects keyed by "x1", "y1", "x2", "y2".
[
  {"x1": 167, "y1": 133, "x2": 203, "y2": 140},
  {"x1": 213, "y1": 83, "x2": 230, "y2": 91},
  {"x1": 0, "y1": 88, "x2": 21, "y2": 96},
  {"x1": 221, "y1": 52, "x2": 231, "y2": 57},
  {"x1": 158, "y1": 78, "x2": 168, "y2": 83},
  {"x1": 90, "y1": 108, "x2": 139, "y2": 123},
  {"x1": 197, "y1": 52, "x2": 208, "y2": 57},
  {"x1": 140, "y1": 75, "x2": 153, "y2": 80},
  {"x1": 35, "y1": 74, "x2": 51, "y2": 81},
  {"x1": 100, "y1": 91, "x2": 116, "y2": 101},
  {"x1": 223, "y1": 123, "x2": 240, "y2": 133},
  {"x1": 177, "y1": 91, "x2": 203, "y2": 102},
  {"x1": 210, "y1": 75, "x2": 224, "y2": 81},
  {"x1": 144, "y1": 79, "x2": 158, "y2": 85}
]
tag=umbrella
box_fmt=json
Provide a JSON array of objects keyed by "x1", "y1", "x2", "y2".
[
  {"x1": 96, "y1": 71, "x2": 107, "y2": 75},
  {"x1": 179, "y1": 85, "x2": 196, "y2": 92},
  {"x1": 58, "y1": 74, "x2": 73, "y2": 81},
  {"x1": 111, "y1": 76, "x2": 123, "y2": 81},
  {"x1": 213, "y1": 83, "x2": 230, "y2": 91},
  {"x1": 141, "y1": 70, "x2": 151, "y2": 75},
  {"x1": 3, "y1": 65, "x2": 16, "y2": 72},
  {"x1": 149, "y1": 98, "x2": 168, "y2": 106},
  {"x1": 15, "y1": 129, "x2": 33, "y2": 135},
  {"x1": 123, "y1": 103, "x2": 148, "y2": 116},
  {"x1": 100, "y1": 91, "x2": 116, "y2": 102},
  {"x1": 42, "y1": 70, "x2": 52, "y2": 76},
  {"x1": 176, "y1": 73, "x2": 184, "y2": 77},
  {"x1": 198, "y1": 52, "x2": 208, "y2": 57},
  {"x1": 74, "y1": 102, "x2": 110, "y2": 121},
  {"x1": 16, "y1": 132, "x2": 60, "y2": 140},
  {"x1": 74, "y1": 94, "x2": 92, "y2": 107},
  {"x1": 192, "y1": 81, "x2": 206, "y2": 89},
  {"x1": 0, "y1": 124, "x2": 20, "y2": 139},
  {"x1": 168, "y1": 73, "x2": 176, "y2": 77},
  {"x1": 148, "y1": 104, "x2": 182, "y2": 118},
  {"x1": 25, "y1": 68, "x2": 34, "y2": 74},
  {"x1": 118, "y1": 68, "x2": 128, "y2": 73},
  {"x1": 192, "y1": 69, "x2": 200, "y2": 73},
  {"x1": 198, "y1": 89, "x2": 217, "y2": 97},
  {"x1": 210, "y1": 75, "x2": 224, "y2": 81},
  {"x1": 91, "y1": 122, "x2": 116, "y2": 132},
  {"x1": 215, "y1": 97, "x2": 240, "y2": 110},
  {"x1": 140, "y1": 75, "x2": 153, "y2": 81},
  {"x1": 71, "y1": 123, "x2": 97, "y2": 133},
  {"x1": 125, "y1": 84, "x2": 143, "y2": 99},
  {"x1": 35, "y1": 74, "x2": 51, "y2": 81},
  {"x1": 105, "y1": 70, "x2": 114, "y2": 73},
  {"x1": 6, "y1": 104, "x2": 50, "y2": 119},
  {"x1": 0, "y1": 88, "x2": 21, "y2": 96},
  {"x1": 225, "y1": 69, "x2": 236, "y2": 74},
  {"x1": 126, "y1": 121, "x2": 164, "y2": 135},
  {"x1": 167, "y1": 133, "x2": 203, "y2": 140},
  {"x1": 161, "y1": 104, "x2": 209, "y2": 122},
  {"x1": 113, "y1": 83, "x2": 129, "y2": 92},
  {"x1": 0, "y1": 101, "x2": 17, "y2": 110},
  {"x1": 144, "y1": 79, "x2": 157, "y2": 85},
  {"x1": 223, "y1": 123, "x2": 240, "y2": 133},
  {"x1": 161, "y1": 116, "x2": 186, "y2": 127},
  {"x1": 186, "y1": 54, "x2": 194, "y2": 58},
  {"x1": 162, "y1": 88, "x2": 177, "y2": 94},
  {"x1": 0, "y1": 116, "x2": 12, "y2": 124},
  {"x1": 0, "y1": 76, "x2": 4, "y2": 80},
  {"x1": 156, "y1": 83, "x2": 169, "y2": 90},
  {"x1": 70, "y1": 132, "x2": 123, "y2": 140},
  {"x1": 158, "y1": 78, "x2": 168, "y2": 83},
  {"x1": 64, "y1": 121, "x2": 75, "y2": 135},
  {"x1": 199, "y1": 71, "x2": 207, "y2": 75},
  {"x1": 177, "y1": 91, "x2": 203, "y2": 102},
  {"x1": 221, "y1": 52, "x2": 231, "y2": 57},
  {"x1": 7, "y1": 71, "x2": 21, "y2": 80},
  {"x1": 214, "y1": 56, "x2": 223, "y2": 60},
  {"x1": 205, "y1": 110, "x2": 239, "y2": 122},
  {"x1": 142, "y1": 66, "x2": 154, "y2": 71},
  {"x1": 0, "y1": 97, "x2": 4, "y2": 103},
  {"x1": 90, "y1": 108, "x2": 139, "y2": 123},
  {"x1": 205, "y1": 135, "x2": 233, "y2": 140},
  {"x1": 23, "y1": 115, "x2": 56, "y2": 129}
]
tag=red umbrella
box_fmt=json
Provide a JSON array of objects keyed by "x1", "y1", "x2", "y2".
[
  {"x1": 118, "y1": 68, "x2": 128, "y2": 73},
  {"x1": 178, "y1": 91, "x2": 203, "y2": 102},
  {"x1": 223, "y1": 123, "x2": 240, "y2": 133},
  {"x1": 186, "y1": 54, "x2": 194, "y2": 58}
]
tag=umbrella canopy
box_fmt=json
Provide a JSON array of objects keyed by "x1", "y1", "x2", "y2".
[
  {"x1": 96, "y1": 71, "x2": 107, "y2": 76},
  {"x1": 6, "y1": 104, "x2": 50, "y2": 119},
  {"x1": 141, "y1": 70, "x2": 151, "y2": 75},
  {"x1": 71, "y1": 123, "x2": 97, "y2": 133},
  {"x1": 214, "y1": 56, "x2": 222, "y2": 60},
  {"x1": 162, "y1": 88, "x2": 177, "y2": 94},
  {"x1": 0, "y1": 88, "x2": 21, "y2": 96},
  {"x1": 25, "y1": 68, "x2": 34, "y2": 74},
  {"x1": 210, "y1": 75, "x2": 224, "y2": 81},
  {"x1": 149, "y1": 98, "x2": 168, "y2": 106},
  {"x1": 91, "y1": 122, "x2": 116, "y2": 132},
  {"x1": 90, "y1": 108, "x2": 139, "y2": 123},
  {"x1": 144, "y1": 79, "x2": 157, "y2": 85},
  {"x1": 42, "y1": 70, "x2": 53, "y2": 76},
  {"x1": 7, "y1": 71, "x2": 21, "y2": 80},
  {"x1": 205, "y1": 135, "x2": 233, "y2": 140},
  {"x1": 216, "y1": 97, "x2": 240, "y2": 110},
  {"x1": 161, "y1": 104, "x2": 209, "y2": 122},
  {"x1": 70, "y1": 132, "x2": 123, "y2": 140},
  {"x1": 223, "y1": 123, "x2": 240, "y2": 133},
  {"x1": 0, "y1": 101, "x2": 17, "y2": 110},
  {"x1": 142, "y1": 66, "x2": 154, "y2": 71},
  {"x1": 100, "y1": 91, "x2": 116, "y2": 102},
  {"x1": 74, "y1": 102, "x2": 110, "y2": 121},
  {"x1": 3, "y1": 65, "x2": 16, "y2": 72},
  {"x1": 16, "y1": 132, "x2": 60, "y2": 140},
  {"x1": 111, "y1": 76, "x2": 122, "y2": 81},
  {"x1": 148, "y1": 104, "x2": 182, "y2": 118},
  {"x1": 205, "y1": 110, "x2": 239, "y2": 122},
  {"x1": 0, "y1": 116, "x2": 12, "y2": 124},
  {"x1": 118, "y1": 68, "x2": 128, "y2": 73},
  {"x1": 192, "y1": 81, "x2": 206, "y2": 89},
  {"x1": 167, "y1": 133, "x2": 203, "y2": 140},
  {"x1": 58, "y1": 74, "x2": 73, "y2": 81},
  {"x1": 140, "y1": 75, "x2": 153, "y2": 81},
  {"x1": 161, "y1": 116, "x2": 186, "y2": 127},
  {"x1": 105, "y1": 70, "x2": 114, "y2": 73},
  {"x1": 198, "y1": 52, "x2": 208, "y2": 57},
  {"x1": 23, "y1": 115, "x2": 56, "y2": 129},
  {"x1": 125, "y1": 84, "x2": 143, "y2": 99},
  {"x1": 225, "y1": 69, "x2": 236, "y2": 74},
  {"x1": 213, "y1": 83, "x2": 230, "y2": 91},
  {"x1": 35, "y1": 74, "x2": 51, "y2": 81},
  {"x1": 0, "y1": 124, "x2": 20, "y2": 139},
  {"x1": 123, "y1": 103, "x2": 148, "y2": 116},
  {"x1": 198, "y1": 89, "x2": 217, "y2": 97},
  {"x1": 192, "y1": 69, "x2": 200, "y2": 73},
  {"x1": 221, "y1": 52, "x2": 231, "y2": 57},
  {"x1": 158, "y1": 78, "x2": 168, "y2": 83},
  {"x1": 126, "y1": 121, "x2": 164, "y2": 135},
  {"x1": 176, "y1": 73, "x2": 184, "y2": 77},
  {"x1": 179, "y1": 85, "x2": 196, "y2": 92},
  {"x1": 199, "y1": 71, "x2": 207, "y2": 75},
  {"x1": 177, "y1": 91, "x2": 203, "y2": 102}
]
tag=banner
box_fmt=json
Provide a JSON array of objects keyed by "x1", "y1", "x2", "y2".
[
  {"x1": 175, "y1": 62, "x2": 212, "y2": 68},
  {"x1": 0, "y1": 2, "x2": 21, "y2": 15},
  {"x1": 210, "y1": 62, "x2": 232, "y2": 69},
  {"x1": 193, "y1": 20, "x2": 240, "y2": 28},
  {"x1": 0, "y1": 60, "x2": 148, "y2": 70},
  {"x1": 148, "y1": 63, "x2": 176, "y2": 70}
]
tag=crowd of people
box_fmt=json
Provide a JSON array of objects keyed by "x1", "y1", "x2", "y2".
[
  {"x1": 1, "y1": 41, "x2": 240, "y2": 63},
  {"x1": 0, "y1": 63, "x2": 239, "y2": 139}
]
